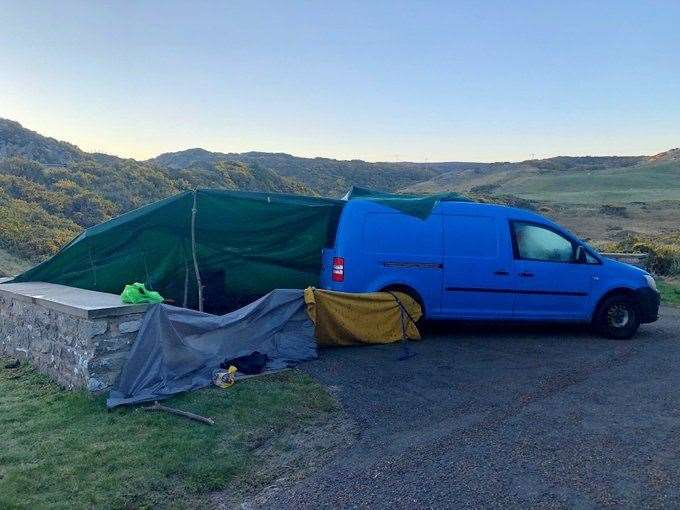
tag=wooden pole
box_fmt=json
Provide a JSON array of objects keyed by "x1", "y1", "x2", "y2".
[
  {"x1": 191, "y1": 190, "x2": 204, "y2": 312},
  {"x1": 144, "y1": 401, "x2": 215, "y2": 425},
  {"x1": 182, "y1": 255, "x2": 189, "y2": 309}
]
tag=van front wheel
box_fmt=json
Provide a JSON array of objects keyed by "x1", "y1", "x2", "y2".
[{"x1": 593, "y1": 294, "x2": 640, "y2": 339}]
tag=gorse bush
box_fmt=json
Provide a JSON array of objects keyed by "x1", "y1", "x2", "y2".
[
  {"x1": 0, "y1": 156, "x2": 310, "y2": 264},
  {"x1": 598, "y1": 234, "x2": 680, "y2": 276}
]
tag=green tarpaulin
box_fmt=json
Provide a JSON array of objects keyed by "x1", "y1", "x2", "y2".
[
  {"x1": 12, "y1": 187, "x2": 469, "y2": 312},
  {"x1": 345, "y1": 186, "x2": 471, "y2": 220}
]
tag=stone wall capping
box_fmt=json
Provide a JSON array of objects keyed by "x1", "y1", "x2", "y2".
[{"x1": 0, "y1": 282, "x2": 149, "y2": 318}]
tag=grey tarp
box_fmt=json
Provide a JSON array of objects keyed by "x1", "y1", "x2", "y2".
[{"x1": 106, "y1": 289, "x2": 315, "y2": 408}]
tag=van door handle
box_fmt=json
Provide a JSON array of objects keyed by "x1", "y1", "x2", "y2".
[
  {"x1": 494, "y1": 270, "x2": 509, "y2": 276},
  {"x1": 519, "y1": 272, "x2": 534, "y2": 277}
]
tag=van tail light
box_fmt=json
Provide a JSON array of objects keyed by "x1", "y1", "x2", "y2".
[{"x1": 332, "y1": 257, "x2": 345, "y2": 282}]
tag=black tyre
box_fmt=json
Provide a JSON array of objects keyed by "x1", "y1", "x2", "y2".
[
  {"x1": 593, "y1": 294, "x2": 640, "y2": 339},
  {"x1": 381, "y1": 286, "x2": 425, "y2": 328}
]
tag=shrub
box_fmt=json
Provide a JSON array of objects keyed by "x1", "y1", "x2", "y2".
[{"x1": 597, "y1": 234, "x2": 680, "y2": 276}]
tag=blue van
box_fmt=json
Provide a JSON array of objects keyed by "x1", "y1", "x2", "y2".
[{"x1": 320, "y1": 200, "x2": 660, "y2": 339}]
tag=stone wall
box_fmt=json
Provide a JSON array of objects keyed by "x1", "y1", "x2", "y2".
[{"x1": 0, "y1": 282, "x2": 148, "y2": 391}]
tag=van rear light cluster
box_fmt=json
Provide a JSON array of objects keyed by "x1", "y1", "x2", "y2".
[{"x1": 332, "y1": 257, "x2": 345, "y2": 282}]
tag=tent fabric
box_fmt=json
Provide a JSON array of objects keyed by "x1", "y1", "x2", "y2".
[
  {"x1": 13, "y1": 187, "x2": 470, "y2": 309},
  {"x1": 106, "y1": 289, "x2": 316, "y2": 408},
  {"x1": 304, "y1": 287, "x2": 422, "y2": 346},
  {"x1": 14, "y1": 190, "x2": 344, "y2": 311}
]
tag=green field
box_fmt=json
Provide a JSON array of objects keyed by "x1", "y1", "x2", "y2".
[
  {"x1": 0, "y1": 361, "x2": 343, "y2": 509},
  {"x1": 498, "y1": 160, "x2": 680, "y2": 204},
  {"x1": 659, "y1": 280, "x2": 680, "y2": 306}
]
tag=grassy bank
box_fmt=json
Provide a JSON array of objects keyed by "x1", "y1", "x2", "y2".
[
  {"x1": 0, "y1": 247, "x2": 29, "y2": 277},
  {"x1": 658, "y1": 279, "x2": 680, "y2": 307},
  {"x1": 0, "y1": 360, "x2": 344, "y2": 509}
]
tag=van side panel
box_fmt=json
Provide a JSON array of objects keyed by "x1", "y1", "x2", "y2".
[
  {"x1": 358, "y1": 211, "x2": 443, "y2": 316},
  {"x1": 322, "y1": 202, "x2": 443, "y2": 317},
  {"x1": 440, "y1": 211, "x2": 515, "y2": 319}
]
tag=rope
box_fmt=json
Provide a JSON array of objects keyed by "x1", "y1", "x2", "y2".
[{"x1": 386, "y1": 291, "x2": 418, "y2": 361}]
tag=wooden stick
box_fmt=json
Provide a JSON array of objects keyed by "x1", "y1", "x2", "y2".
[
  {"x1": 144, "y1": 401, "x2": 215, "y2": 425},
  {"x1": 191, "y1": 190, "x2": 204, "y2": 312}
]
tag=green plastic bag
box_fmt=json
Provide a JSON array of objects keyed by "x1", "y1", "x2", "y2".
[{"x1": 121, "y1": 282, "x2": 164, "y2": 304}]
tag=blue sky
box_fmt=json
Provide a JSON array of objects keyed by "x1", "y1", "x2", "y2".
[{"x1": 1, "y1": 0, "x2": 678, "y2": 162}]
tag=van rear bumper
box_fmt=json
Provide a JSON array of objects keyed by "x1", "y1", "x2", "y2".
[{"x1": 636, "y1": 287, "x2": 660, "y2": 323}]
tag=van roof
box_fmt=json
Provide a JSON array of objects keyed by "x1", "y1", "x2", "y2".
[
  {"x1": 342, "y1": 197, "x2": 578, "y2": 237},
  {"x1": 344, "y1": 197, "x2": 550, "y2": 223}
]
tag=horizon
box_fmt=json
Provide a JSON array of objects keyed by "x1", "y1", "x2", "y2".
[
  {"x1": 6, "y1": 116, "x2": 674, "y2": 165},
  {"x1": 2, "y1": 1, "x2": 679, "y2": 162}
]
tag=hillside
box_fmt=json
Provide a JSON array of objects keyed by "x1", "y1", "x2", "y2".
[
  {"x1": 0, "y1": 119, "x2": 311, "y2": 274},
  {"x1": 0, "y1": 119, "x2": 84, "y2": 164},
  {"x1": 404, "y1": 153, "x2": 680, "y2": 204},
  {"x1": 0, "y1": 117, "x2": 678, "y2": 277},
  {"x1": 150, "y1": 149, "x2": 505, "y2": 197}
]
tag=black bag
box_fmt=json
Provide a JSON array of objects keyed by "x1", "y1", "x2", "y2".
[{"x1": 220, "y1": 351, "x2": 269, "y2": 375}]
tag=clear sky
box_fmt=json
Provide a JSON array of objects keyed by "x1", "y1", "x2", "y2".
[{"x1": 1, "y1": 0, "x2": 678, "y2": 162}]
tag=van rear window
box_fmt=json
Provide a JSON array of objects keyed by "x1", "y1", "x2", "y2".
[
  {"x1": 443, "y1": 215, "x2": 498, "y2": 258},
  {"x1": 362, "y1": 213, "x2": 440, "y2": 255}
]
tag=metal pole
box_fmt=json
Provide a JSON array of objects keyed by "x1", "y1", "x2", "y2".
[{"x1": 191, "y1": 190, "x2": 204, "y2": 312}]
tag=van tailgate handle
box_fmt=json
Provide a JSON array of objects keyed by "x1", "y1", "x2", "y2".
[
  {"x1": 494, "y1": 270, "x2": 509, "y2": 276},
  {"x1": 519, "y1": 271, "x2": 535, "y2": 277}
]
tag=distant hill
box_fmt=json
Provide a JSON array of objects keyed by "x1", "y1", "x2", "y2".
[
  {"x1": 0, "y1": 118, "x2": 84, "y2": 164},
  {"x1": 149, "y1": 149, "x2": 504, "y2": 197},
  {"x1": 151, "y1": 149, "x2": 654, "y2": 198},
  {"x1": 648, "y1": 147, "x2": 680, "y2": 163},
  {"x1": 403, "y1": 152, "x2": 680, "y2": 203}
]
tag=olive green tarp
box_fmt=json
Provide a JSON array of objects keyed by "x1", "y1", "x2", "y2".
[
  {"x1": 344, "y1": 186, "x2": 470, "y2": 220},
  {"x1": 11, "y1": 187, "x2": 469, "y2": 312}
]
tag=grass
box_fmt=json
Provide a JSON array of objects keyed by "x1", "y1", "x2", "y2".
[
  {"x1": 490, "y1": 160, "x2": 680, "y2": 204},
  {"x1": 0, "y1": 247, "x2": 29, "y2": 278},
  {"x1": 0, "y1": 360, "x2": 341, "y2": 509},
  {"x1": 658, "y1": 279, "x2": 680, "y2": 306},
  {"x1": 410, "y1": 158, "x2": 680, "y2": 204}
]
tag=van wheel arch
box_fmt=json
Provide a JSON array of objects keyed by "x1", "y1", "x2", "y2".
[
  {"x1": 592, "y1": 288, "x2": 641, "y2": 339},
  {"x1": 593, "y1": 287, "x2": 639, "y2": 321},
  {"x1": 380, "y1": 284, "x2": 426, "y2": 318}
]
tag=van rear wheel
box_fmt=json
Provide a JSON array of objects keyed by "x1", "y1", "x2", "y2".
[
  {"x1": 593, "y1": 294, "x2": 640, "y2": 340},
  {"x1": 380, "y1": 286, "x2": 425, "y2": 328}
]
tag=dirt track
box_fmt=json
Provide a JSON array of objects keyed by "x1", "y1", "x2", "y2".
[{"x1": 253, "y1": 307, "x2": 680, "y2": 509}]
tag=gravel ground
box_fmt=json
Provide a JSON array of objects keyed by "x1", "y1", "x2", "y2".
[{"x1": 254, "y1": 307, "x2": 680, "y2": 509}]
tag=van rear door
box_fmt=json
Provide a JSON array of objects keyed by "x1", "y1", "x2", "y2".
[{"x1": 441, "y1": 214, "x2": 514, "y2": 319}]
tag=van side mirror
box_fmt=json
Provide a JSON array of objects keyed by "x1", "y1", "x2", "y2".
[{"x1": 575, "y1": 245, "x2": 587, "y2": 264}]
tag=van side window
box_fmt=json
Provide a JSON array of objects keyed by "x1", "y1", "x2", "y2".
[
  {"x1": 511, "y1": 222, "x2": 575, "y2": 262},
  {"x1": 443, "y1": 215, "x2": 497, "y2": 258}
]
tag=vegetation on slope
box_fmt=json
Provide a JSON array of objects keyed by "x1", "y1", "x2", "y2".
[
  {"x1": 0, "y1": 247, "x2": 29, "y2": 276},
  {"x1": 151, "y1": 149, "x2": 442, "y2": 196},
  {"x1": 0, "y1": 154, "x2": 310, "y2": 271},
  {"x1": 598, "y1": 232, "x2": 680, "y2": 276},
  {"x1": 0, "y1": 118, "x2": 83, "y2": 164}
]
